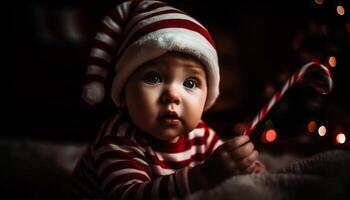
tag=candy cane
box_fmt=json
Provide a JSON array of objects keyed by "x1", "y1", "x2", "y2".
[{"x1": 242, "y1": 62, "x2": 333, "y2": 136}]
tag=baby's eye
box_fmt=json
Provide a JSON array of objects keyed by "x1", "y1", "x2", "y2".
[
  {"x1": 144, "y1": 72, "x2": 162, "y2": 84},
  {"x1": 183, "y1": 79, "x2": 197, "y2": 89}
]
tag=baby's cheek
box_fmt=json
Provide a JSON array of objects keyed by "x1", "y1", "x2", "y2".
[
  {"x1": 184, "y1": 109, "x2": 203, "y2": 131},
  {"x1": 143, "y1": 87, "x2": 161, "y2": 101}
]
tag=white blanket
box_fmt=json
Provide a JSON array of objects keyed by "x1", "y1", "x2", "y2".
[{"x1": 183, "y1": 150, "x2": 350, "y2": 200}]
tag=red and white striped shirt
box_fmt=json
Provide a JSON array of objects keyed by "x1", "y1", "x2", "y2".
[{"x1": 73, "y1": 110, "x2": 222, "y2": 199}]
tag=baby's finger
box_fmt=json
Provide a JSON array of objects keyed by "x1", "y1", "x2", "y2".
[
  {"x1": 245, "y1": 162, "x2": 256, "y2": 173},
  {"x1": 253, "y1": 160, "x2": 268, "y2": 174},
  {"x1": 237, "y1": 150, "x2": 259, "y2": 169},
  {"x1": 222, "y1": 136, "x2": 250, "y2": 151},
  {"x1": 229, "y1": 141, "x2": 255, "y2": 160}
]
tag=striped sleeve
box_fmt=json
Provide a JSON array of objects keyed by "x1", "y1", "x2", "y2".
[
  {"x1": 93, "y1": 136, "x2": 191, "y2": 200},
  {"x1": 197, "y1": 121, "x2": 223, "y2": 156},
  {"x1": 207, "y1": 127, "x2": 223, "y2": 154}
]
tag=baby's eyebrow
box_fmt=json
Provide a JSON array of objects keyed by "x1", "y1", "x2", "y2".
[
  {"x1": 185, "y1": 66, "x2": 206, "y2": 76},
  {"x1": 138, "y1": 64, "x2": 161, "y2": 73}
]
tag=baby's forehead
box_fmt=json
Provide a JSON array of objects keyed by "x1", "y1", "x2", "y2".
[{"x1": 142, "y1": 51, "x2": 206, "y2": 72}]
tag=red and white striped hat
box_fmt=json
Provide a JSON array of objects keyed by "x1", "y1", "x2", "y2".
[{"x1": 82, "y1": 0, "x2": 220, "y2": 110}]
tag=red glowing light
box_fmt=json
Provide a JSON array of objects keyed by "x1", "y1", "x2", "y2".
[
  {"x1": 346, "y1": 22, "x2": 350, "y2": 33},
  {"x1": 307, "y1": 121, "x2": 317, "y2": 133},
  {"x1": 265, "y1": 129, "x2": 277, "y2": 142},
  {"x1": 328, "y1": 56, "x2": 337, "y2": 67}
]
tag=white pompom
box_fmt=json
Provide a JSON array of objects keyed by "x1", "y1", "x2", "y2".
[{"x1": 81, "y1": 82, "x2": 105, "y2": 105}]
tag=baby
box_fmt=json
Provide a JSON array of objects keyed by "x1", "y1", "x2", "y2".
[{"x1": 73, "y1": 0, "x2": 266, "y2": 199}]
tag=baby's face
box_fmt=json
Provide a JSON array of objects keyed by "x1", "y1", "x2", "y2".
[{"x1": 124, "y1": 52, "x2": 207, "y2": 143}]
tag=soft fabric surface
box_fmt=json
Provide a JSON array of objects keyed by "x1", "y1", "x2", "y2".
[
  {"x1": 1, "y1": 139, "x2": 349, "y2": 199},
  {"x1": 182, "y1": 149, "x2": 350, "y2": 200},
  {"x1": 0, "y1": 139, "x2": 86, "y2": 199}
]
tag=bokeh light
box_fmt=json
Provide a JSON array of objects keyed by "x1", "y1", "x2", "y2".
[
  {"x1": 336, "y1": 5, "x2": 345, "y2": 16},
  {"x1": 314, "y1": 0, "x2": 323, "y2": 5},
  {"x1": 328, "y1": 56, "x2": 337, "y2": 67},
  {"x1": 346, "y1": 22, "x2": 350, "y2": 33},
  {"x1": 318, "y1": 125, "x2": 327, "y2": 136},
  {"x1": 335, "y1": 133, "x2": 346, "y2": 144},
  {"x1": 307, "y1": 121, "x2": 317, "y2": 133},
  {"x1": 262, "y1": 129, "x2": 277, "y2": 143}
]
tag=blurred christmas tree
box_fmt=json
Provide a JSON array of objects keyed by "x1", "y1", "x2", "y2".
[{"x1": 250, "y1": 0, "x2": 350, "y2": 152}]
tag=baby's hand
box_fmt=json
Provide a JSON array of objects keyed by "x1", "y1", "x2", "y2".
[
  {"x1": 195, "y1": 136, "x2": 260, "y2": 189},
  {"x1": 247, "y1": 160, "x2": 268, "y2": 174}
]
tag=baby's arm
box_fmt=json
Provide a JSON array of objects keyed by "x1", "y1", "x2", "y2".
[
  {"x1": 188, "y1": 135, "x2": 264, "y2": 191},
  {"x1": 93, "y1": 137, "x2": 191, "y2": 199}
]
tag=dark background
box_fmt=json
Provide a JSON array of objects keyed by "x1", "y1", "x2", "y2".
[
  {"x1": 2, "y1": 0, "x2": 350, "y2": 198},
  {"x1": 4, "y1": 0, "x2": 350, "y2": 151}
]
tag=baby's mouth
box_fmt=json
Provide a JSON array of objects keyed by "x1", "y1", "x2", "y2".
[{"x1": 158, "y1": 112, "x2": 181, "y2": 125}]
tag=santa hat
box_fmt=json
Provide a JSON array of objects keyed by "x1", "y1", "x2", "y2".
[{"x1": 82, "y1": 0, "x2": 220, "y2": 110}]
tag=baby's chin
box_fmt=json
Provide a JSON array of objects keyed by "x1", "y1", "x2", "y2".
[
  {"x1": 142, "y1": 123, "x2": 195, "y2": 142},
  {"x1": 154, "y1": 130, "x2": 182, "y2": 142},
  {"x1": 166, "y1": 136, "x2": 180, "y2": 143},
  {"x1": 147, "y1": 128, "x2": 186, "y2": 143}
]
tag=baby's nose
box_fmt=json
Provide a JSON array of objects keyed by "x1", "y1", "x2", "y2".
[{"x1": 161, "y1": 84, "x2": 181, "y2": 104}]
